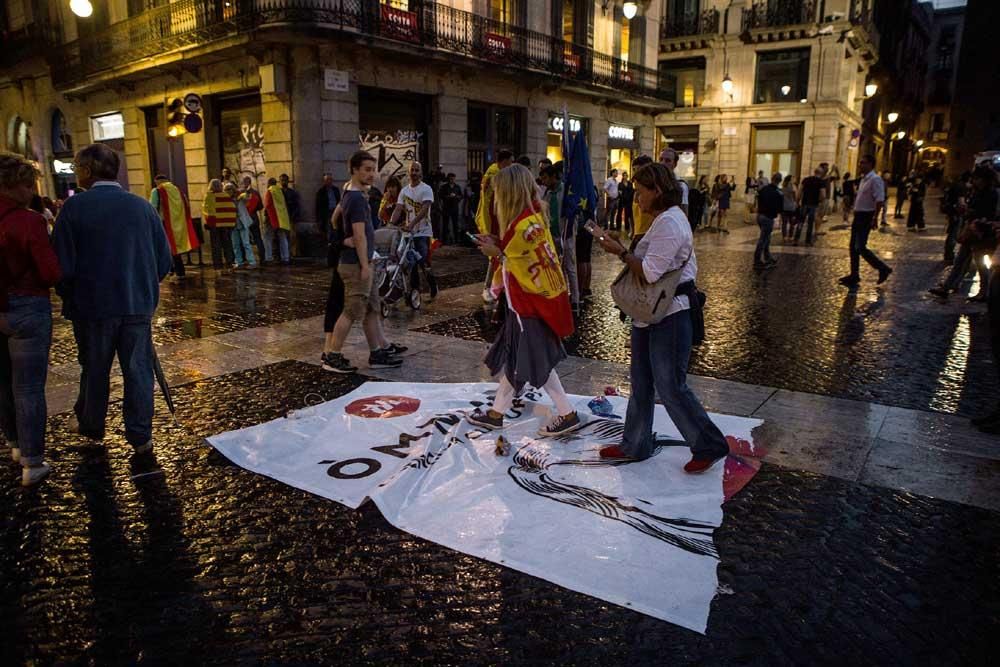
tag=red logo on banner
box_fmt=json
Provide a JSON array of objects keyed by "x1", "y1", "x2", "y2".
[
  {"x1": 380, "y1": 5, "x2": 419, "y2": 44},
  {"x1": 485, "y1": 32, "x2": 511, "y2": 61},
  {"x1": 346, "y1": 395, "x2": 421, "y2": 419}
]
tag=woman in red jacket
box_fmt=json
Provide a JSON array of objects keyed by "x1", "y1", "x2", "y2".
[{"x1": 0, "y1": 152, "x2": 61, "y2": 487}]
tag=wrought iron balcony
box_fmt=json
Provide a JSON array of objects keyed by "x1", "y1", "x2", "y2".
[
  {"x1": 742, "y1": 0, "x2": 818, "y2": 32},
  {"x1": 47, "y1": 0, "x2": 668, "y2": 101},
  {"x1": 660, "y1": 9, "x2": 719, "y2": 40}
]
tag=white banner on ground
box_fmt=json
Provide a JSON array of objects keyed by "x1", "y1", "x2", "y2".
[{"x1": 207, "y1": 382, "x2": 763, "y2": 634}]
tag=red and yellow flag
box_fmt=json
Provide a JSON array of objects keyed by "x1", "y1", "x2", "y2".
[
  {"x1": 265, "y1": 185, "x2": 292, "y2": 231},
  {"x1": 154, "y1": 182, "x2": 199, "y2": 255},
  {"x1": 492, "y1": 207, "x2": 574, "y2": 338}
]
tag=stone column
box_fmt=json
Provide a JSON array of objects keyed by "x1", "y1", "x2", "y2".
[
  {"x1": 525, "y1": 104, "x2": 548, "y2": 165},
  {"x1": 320, "y1": 68, "x2": 359, "y2": 185},
  {"x1": 122, "y1": 105, "x2": 147, "y2": 197},
  {"x1": 434, "y1": 95, "x2": 468, "y2": 184}
]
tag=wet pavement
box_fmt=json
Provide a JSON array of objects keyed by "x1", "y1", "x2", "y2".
[
  {"x1": 417, "y1": 197, "x2": 999, "y2": 418},
  {"x1": 8, "y1": 194, "x2": 1000, "y2": 662},
  {"x1": 5, "y1": 361, "x2": 998, "y2": 664}
]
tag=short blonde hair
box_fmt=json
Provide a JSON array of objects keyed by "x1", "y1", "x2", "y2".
[
  {"x1": 223, "y1": 181, "x2": 237, "y2": 194},
  {"x1": 492, "y1": 164, "x2": 543, "y2": 235},
  {"x1": 0, "y1": 151, "x2": 40, "y2": 189},
  {"x1": 209, "y1": 178, "x2": 223, "y2": 193}
]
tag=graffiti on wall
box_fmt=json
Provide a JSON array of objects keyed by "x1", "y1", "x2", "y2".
[
  {"x1": 221, "y1": 104, "x2": 267, "y2": 193},
  {"x1": 238, "y1": 121, "x2": 267, "y2": 193},
  {"x1": 359, "y1": 130, "x2": 422, "y2": 183}
]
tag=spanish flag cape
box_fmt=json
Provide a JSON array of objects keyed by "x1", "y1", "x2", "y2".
[
  {"x1": 154, "y1": 182, "x2": 199, "y2": 255},
  {"x1": 491, "y1": 207, "x2": 574, "y2": 338},
  {"x1": 475, "y1": 162, "x2": 500, "y2": 235},
  {"x1": 264, "y1": 184, "x2": 292, "y2": 231}
]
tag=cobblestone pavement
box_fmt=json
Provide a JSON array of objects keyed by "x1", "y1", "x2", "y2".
[
  {"x1": 417, "y1": 194, "x2": 999, "y2": 418},
  {"x1": 4, "y1": 361, "x2": 998, "y2": 664}
]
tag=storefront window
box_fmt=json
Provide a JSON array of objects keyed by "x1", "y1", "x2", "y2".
[
  {"x1": 750, "y1": 124, "x2": 803, "y2": 179},
  {"x1": 754, "y1": 48, "x2": 810, "y2": 104},
  {"x1": 546, "y1": 114, "x2": 586, "y2": 164}
]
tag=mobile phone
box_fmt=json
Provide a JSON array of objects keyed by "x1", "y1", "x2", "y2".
[
  {"x1": 466, "y1": 232, "x2": 481, "y2": 244},
  {"x1": 584, "y1": 220, "x2": 605, "y2": 241}
]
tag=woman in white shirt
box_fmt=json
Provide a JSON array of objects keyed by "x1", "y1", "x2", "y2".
[{"x1": 595, "y1": 163, "x2": 730, "y2": 474}]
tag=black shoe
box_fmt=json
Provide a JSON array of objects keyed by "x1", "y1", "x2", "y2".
[
  {"x1": 467, "y1": 408, "x2": 503, "y2": 430},
  {"x1": 428, "y1": 274, "x2": 439, "y2": 299},
  {"x1": 838, "y1": 275, "x2": 860, "y2": 287},
  {"x1": 877, "y1": 267, "x2": 893, "y2": 285},
  {"x1": 368, "y1": 349, "x2": 403, "y2": 369},
  {"x1": 383, "y1": 343, "x2": 409, "y2": 355},
  {"x1": 321, "y1": 352, "x2": 358, "y2": 374},
  {"x1": 765, "y1": 258, "x2": 778, "y2": 266},
  {"x1": 929, "y1": 286, "x2": 950, "y2": 298},
  {"x1": 538, "y1": 411, "x2": 582, "y2": 437}
]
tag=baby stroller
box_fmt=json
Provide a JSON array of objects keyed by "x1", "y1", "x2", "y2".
[{"x1": 374, "y1": 226, "x2": 422, "y2": 319}]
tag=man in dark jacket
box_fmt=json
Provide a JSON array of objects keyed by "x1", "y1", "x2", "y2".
[
  {"x1": 52, "y1": 144, "x2": 172, "y2": 456},
  {"x1": 754, "y1": 172, "x2": 784, "y2": 269},
  {"x1": 315, "y1": 172, "x2": 340, "y2": 237}
]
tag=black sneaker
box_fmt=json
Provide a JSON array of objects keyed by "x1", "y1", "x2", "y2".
[
  {"x1": 322, "y1": 352, "x2": 358, "y2": 374},
  {"x1": 368, "y1": 349, "x2": 403, "y2": 369},
  {"x1": 538, "y1": 411, "x2": 582, "y2": 437},
  {"x1": 383, "y1": 343, "x2": 409, "y2": 355},
  {"x1": 877, "y1": 267, "x2": 893, "y2": 285},
  {"x1": 467, "y1": 408, "x2": 503, "y2": 430},
  {"x1": 838, "y1": 274, "x2": 860, "y2": 287}
]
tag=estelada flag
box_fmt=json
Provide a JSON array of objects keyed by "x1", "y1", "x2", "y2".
[
  {"x1": 492, "y1": 207, "x2": 574, "y2": 338},
  {"x1": 155, "y1": 182, "x2": 199, "y2": 255}
]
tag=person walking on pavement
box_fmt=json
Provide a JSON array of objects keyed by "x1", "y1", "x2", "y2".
[
  {"x1": 0, "y1": 152, "x2": 61, "y2": 487},
  {"x1": 390, "y1": 161, "x2": 439, "y2": 299},
  {"x1": 264, "y1": 177, "x2": 293, "y2": 264},
  {"x1": 616, "y1": 171, "x2": 634, "y2": 235},
  {"x1": 795, "y1": 167, "x2": 825, "y2": 246},
  {"x1": 603, "y1": 169, "x2": 620, "y2": 230},
  {"x1": 150, "y1": 174, "x2": 199, "y2": 277},
  {"x1": 711, "y1": 174, "x2": 734, "y2": 234},
  {"x1": 203, "y1": 178, "x2": 237, "y2": 269},
  {"x1": 466, "y1": 164, "x2": 579, "y2": 437},
  {"x1": 594, "y1": 163, "x2": 730, "y2": 473},
  {"x1": 839, "y1": 154, "x2": 892, "y2": 288},
  {"x1": 229, "y1": 182, "x2": 258, "y2": 269},
  {"x1": 315, "y1": 172, "x2": 341, "y2": 240},
  {"x1": 321, "y1": 151, "x2": 404, "y2": 374},
  {"x1": 240, "y1": 176, "x2": 268, "y2": 264},
  {"x1": 439, "y1": 172, "x2": 463, "y2": 245},
  {"x1": 894, "y1": 172, "x2": 910, "y2": 219},
  {"x1": 754, "y1": 173, "x2": 783, "y2": 269},
  {"x1": 841, "y1": 171, "x2": 856, "y2": 223},
  {"x1": 906, "y1": 174, "x2": 927, "y2": 231},
  {"x1": 51, "y1": 144, "x2": 173, "y2": 459},
  {"x1": 780, "y1": 174, "x2": 798, "y2": 241}
]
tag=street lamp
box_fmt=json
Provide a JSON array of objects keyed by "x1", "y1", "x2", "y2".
[
  {"x1": 887, "y1": 112, "x2": 899, "y2": 124},
  {"x1": 915, "y1": 139, "x2": 924, "y2": 147},
  {"x1": 623, "y1": 2, "x2": 638, "y2": 19},
  {"x1": 780, "y1": 84, "x2": 791, "y2": 96},
  {"x1": 865, "y1": 82, "x2": 878, "y2": 97},
  {"x1": 721, "y1": 75, "x2": 733, "y2": 94},
  {"x1": 896, "y1": 131, "x2": 906, "y2": 140},
  {"x1": 70, "y1": 0, "x2": 93, "y2": 17}
]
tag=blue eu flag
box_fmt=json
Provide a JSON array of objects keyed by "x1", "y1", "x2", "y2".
[{"x1": 562, "y1": 128, "x2": 597, "y2": 225}]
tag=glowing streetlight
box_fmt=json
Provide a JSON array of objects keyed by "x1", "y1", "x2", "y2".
[
  {"x1": 896, "y1": 131, "x2": 906, "y2": 140},
  {"x1": 623, "y1": 2, "x2": 638, "y2": 19},
  {"x1": 721, "y1": 75, "x2": 733, "y2": 94},
  {"x1": 887, "y1": 112, "x2": 899, "y2": 124},
  {"x1": 780, "y1": 85, "x2": 791, "y2": 96},
  {"x1": 70, "y1": 0, "x2": 93, "y2": 18},
  {"x1": 864, "y1": 82, "x2": 878, "y2": 97},
  {"x1": 915, "y1": 139, "x2": 924, "y2": 147}
]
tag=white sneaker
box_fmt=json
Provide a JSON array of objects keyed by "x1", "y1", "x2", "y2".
[
  {"x1": 21, "y1": 462, "x2": 51, "y2": 488},
  {"x1": 9, "y1": 442, "x2": 18, "y2": 463}
]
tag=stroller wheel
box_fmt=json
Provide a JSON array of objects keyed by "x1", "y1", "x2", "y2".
[
  {"x1": 381, "y1": 301, "x2": 391, "y2": 319},
  {"x1": 408, "y1": 288, "x2": 422, "y2": 310}
]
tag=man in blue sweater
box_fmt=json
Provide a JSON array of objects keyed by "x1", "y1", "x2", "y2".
[{"x1": 52, "y1": 144, "x2": 173, "y2": 455}]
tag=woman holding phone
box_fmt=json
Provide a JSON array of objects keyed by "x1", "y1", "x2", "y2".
[
  {"x1": 595, "y1": 163, "x2": 730, "y2": 473},
  {"x1": 467, "y1": 164, "x2": 580, "y2": 436}
]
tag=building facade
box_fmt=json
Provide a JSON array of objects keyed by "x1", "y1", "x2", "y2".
[
  {"x1": 656, "y1": 0, "x2": 878, "y2": 208},
  {"x1": 912, "y1": 3, "x2": 963, "y2": 178},
  {"x1": 1, "y1": 0, "x2": 667, "y2": 241}
]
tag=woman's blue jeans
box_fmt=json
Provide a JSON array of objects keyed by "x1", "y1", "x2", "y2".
[
  {"x1": 0, "y1": 296, "x2": 52, "y2": 465},
  {"x1": 621, "y1": 311, "x2": 730, "y2": 461}
]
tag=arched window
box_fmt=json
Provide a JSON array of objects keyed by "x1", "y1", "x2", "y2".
[
  {"x1": 52, "y1": 109, "x2": 73, "y2": 154},
  {"x1": 6, "y1": 115, "x2": 33, "y2": 159}
]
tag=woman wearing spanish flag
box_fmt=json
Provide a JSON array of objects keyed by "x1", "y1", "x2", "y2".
[{"x1": 467, "y1": 164, "x2": 581, "y2": 437}]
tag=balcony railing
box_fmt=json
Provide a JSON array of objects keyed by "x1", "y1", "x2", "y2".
[
  {"x1": 660, "y1": 9, "x2": 719, "y2": 39},
  {"x1": 742, "y1": 0, "x2": 818, "y2": 32},
  {"x1": 49, "y1": 0, "x2": 667, "y2": 100}
]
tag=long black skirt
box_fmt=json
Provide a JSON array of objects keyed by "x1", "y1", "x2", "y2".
[{"x1": 484, "y1": 313, "x2": 566, "y2": 393}]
